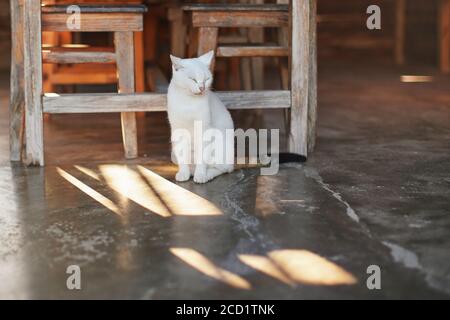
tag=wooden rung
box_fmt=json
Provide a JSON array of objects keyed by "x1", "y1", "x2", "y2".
[
  {"x1": 43, "y1": 47, "x2": 116, "y2": 64},
  {"x1": 217, "y1": 46, "x2": 289, "y2": 57},
  {"x1": 43, "y1": 91, "x2": 291, "y2": 113}
]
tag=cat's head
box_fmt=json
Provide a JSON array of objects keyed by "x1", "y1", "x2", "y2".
[{"x1": 170, "y1": 51, "x2": 214, "y2": 96}]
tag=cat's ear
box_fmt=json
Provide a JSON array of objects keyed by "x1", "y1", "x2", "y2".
[
  {"x1": 198, "y1": 50, "x2": 215, "y2": 68},
  {"x1": 170, "y1": 54, "x2": 184, "y2": 71}
]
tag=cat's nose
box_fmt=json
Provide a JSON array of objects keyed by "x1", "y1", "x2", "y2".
[{"x1": 199, "y1": 85, "x2": 205, "y2": 93}]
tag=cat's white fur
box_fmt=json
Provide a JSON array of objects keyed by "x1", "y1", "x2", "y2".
[{"x1": 168, "y1": 51, "x2": 234, "y2": 183}]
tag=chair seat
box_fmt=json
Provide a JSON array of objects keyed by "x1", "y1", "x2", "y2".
[
  {"x1": 182, "y1": 4, "x2": 288, "y2": 12},
  {"x1": 41, "y1": 4, "x2": 148, "y2": 14}
]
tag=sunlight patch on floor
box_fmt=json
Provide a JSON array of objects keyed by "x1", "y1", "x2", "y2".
[
  {"x1": 138, "y1": 166, "x2": 222, "y2": 216},
  {"x1": 99, "y1": 165, "x2": 172, "y2": 217},
  {"x1": 57, "y1": 167, "x2": 122, "y2": 216},
  {"x1": 171, "y1": 248, "x2": 251, "y2": 290},
  {"x1": 240, "y1": 250, "x2": 357, "y2": 286},
  {"x1": 74, "y1": 165, "x2": 100, "y2": 181}
]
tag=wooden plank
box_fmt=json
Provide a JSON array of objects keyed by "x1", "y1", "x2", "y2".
[
  {"x1": 43, "y1": 91, "x2": 291, "y2": 113},
  {"x1": 307, "y1": 0, "x2": 318, "y2": 153},
  {"x1": 9, "y1": 0, "x2": 25, "y2": 162},
  {"x1": 289, "y1": 0, "x2": 310, "y2": 157},
  {"x1": 42, "y1": 50, "x2": 116, "y2": 64},
  {"x1": 41, "y1": 4, "x2": 147, "y2": 14},
  {"x1": 114, "y1": 32, "x2": 138, "y2": 159},
  {"x1": 192, "y1": 11, "x2": 288, "y2": 28},
  {"x1": 183, "y1": 4, "x2": 289, "y2": 12},
  {"x1": 197, "y1": 27, "x2": 218, "y2": 69},
  {"x1": 42, "y1": 13, "x2": 143, "y2": 32},
  {"x1": 440, "y1": 0, "x2": 450, "y2": 73},
  {"x1": 395, "y1": 0, "x2": 406, "y2": 65},
  {"x1": 23, "y1": 0, "x2": 44, "y2": 166},
  {"x1": 217, "y1": 45, "x2": 288, "y2": 57}
]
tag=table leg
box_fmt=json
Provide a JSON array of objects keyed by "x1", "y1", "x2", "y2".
[
  {"x1": 9, "y1": 0, "x2": 25, "y2": 162},
  {"x1": 289, "y1": 0, "x2": 316, "y2": 157},
  {"x1": 23, "y1": 0, "x2": 44, "y2": 166}
]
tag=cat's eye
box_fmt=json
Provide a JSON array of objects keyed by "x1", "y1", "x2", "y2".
[{"x1": 189, "y1": 77, "x2": 198, "y2": 83}]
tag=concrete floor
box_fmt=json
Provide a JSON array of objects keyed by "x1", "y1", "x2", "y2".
[{"x1": 0, "y1": 61, "x2": 449, "y2": 299}]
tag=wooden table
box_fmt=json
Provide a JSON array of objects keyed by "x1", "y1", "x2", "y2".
[{"x1": 10, "y1": 0, "x2": 318, "y2": 165}]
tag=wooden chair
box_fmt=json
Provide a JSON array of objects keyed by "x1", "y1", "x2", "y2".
[
  {"x1": 12, "y1": 0, "x2": 316, "y2": 166},
  {"x1": 183, "y1": 2, "x2": 317, "y2": 154},
  {"x1": 16, "y1": 3, "x2": 147, "y2": 165},
  {"x1": 41, "y1": 0, "x2": 146, "y2": 93}
]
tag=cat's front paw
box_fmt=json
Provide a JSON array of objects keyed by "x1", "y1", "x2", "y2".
[
  {"x1": 176, "y1": 170, "x2": 191, "y2": 182},
  {"x1": 193, "y1": 173, "x2": 209, "y2": 184}
]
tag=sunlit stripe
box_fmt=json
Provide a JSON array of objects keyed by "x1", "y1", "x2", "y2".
[
  {"x1": 268, "y1": 250, "x2": 357, "y2": 286},
  {"x1": 171, "y1": 248, "x2": 251, "y2": 290},
  {"x1": 99, "y1": 165, "x2": 171, "y2": 217},
  {"x1": 74, "y1": 165, "x2": 100, "y2": 181},
  {"x1": 138, "y1": 166, "x2": 222, "y2": 216},
  {"x1": 57, "y1": 168, "x2": 122, "y2": 216},
  {"x1": 239, "y1": 254, "x2": 295, "y2": 286}
]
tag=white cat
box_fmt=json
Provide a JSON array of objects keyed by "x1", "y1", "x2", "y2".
[{"x1": 167, "y1": 51, "x2": 235, "y2": 184}]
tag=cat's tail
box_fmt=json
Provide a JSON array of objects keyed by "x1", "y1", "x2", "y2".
[
  {"x1": 276, "y1": 152, "x2": 307, "y2": 164},
  {"x1": 262, "y1": 153, "x2": 306, "y2": 164}
]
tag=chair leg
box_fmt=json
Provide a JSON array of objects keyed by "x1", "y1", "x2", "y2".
[
  {"x1": 440, "y1": 0, "x2": 450, "y2": 73},
  {"x1": 169, "y1": 7, "x2": 188, "y2": 58},
  {"x1": 278, "y1": 14, "x2": 290, "y2": 137},
  {"x1": 115, "y1": 32, "x2": 138, "y2": 159},
  {"x1": 197, "y1": 27, "x2": 218, "y2": 68},
  {"x1": 241, "y1": 57, "x2": 252, "y2": 90},
  {"x1": 248, "y1": 28, "x2": 265, "y2": 90},
  {"x1": 395, "y1": 0, "x2": 406, "y2": 65},
  {"x1": 10, "y1": 0, "x2": 25, "y2": 162},
  {"x1": 307, "y1": 0, "x2": 318, "y2": 153},
  {"x1": 249, "y1": 0, "x2": 265, "y2": 90},
  {"x1": 23, "y1": 0, "x2": 44, "y2": 166},
  {"x1": 134, "y1": 31, "x2": 146, "y2": 93},
  {"x1": 289, "y1": 0, "x2": 312, "y2": 157},
  {"x1": 229, "y1": 58, "x2": 242, "y2": 90}
]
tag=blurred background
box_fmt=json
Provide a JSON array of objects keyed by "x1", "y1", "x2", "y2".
[{"x1": 0, "y1": 0, "x2": 444, "y2": 89}]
